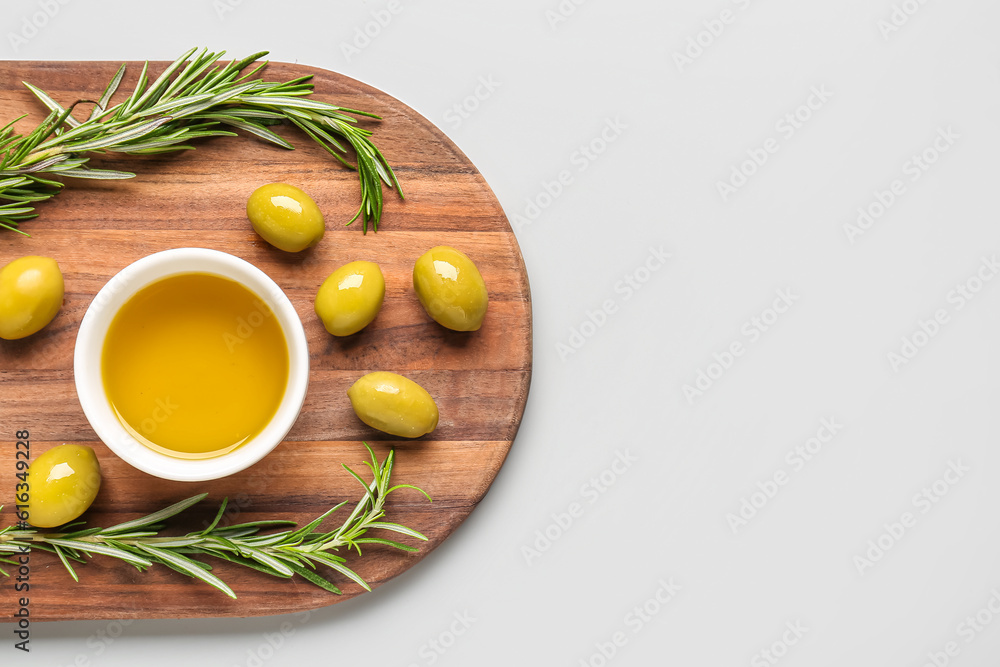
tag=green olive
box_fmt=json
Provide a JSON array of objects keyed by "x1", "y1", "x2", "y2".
[
  {"x1": 246, "y1": 182, "x2": 325, "y2": 252},
  {"x1": 315, "y1": 261, "x2": 385, "y2": 336},
  {"x1": 413, "y1": 246, "x2": 488, "y2": 331},
  {"x1": 25, "y1": 444, "x2": 102, "y2": 528},
  {"x1": 0, "y1": 255, "x2": 64, "y2": 340},
  {"x1": 347, "y1": 371, "x2": 439, "y2": 438}
]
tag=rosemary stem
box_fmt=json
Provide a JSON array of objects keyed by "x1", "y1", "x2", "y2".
[
  {"x1": 0, "y1": 444, "x2": 429, "y2": 597},
  {"x1": 0, "y1": 48, "x2": 401, "y2": 233}
]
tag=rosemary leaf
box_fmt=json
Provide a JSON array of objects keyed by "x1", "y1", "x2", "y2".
[
  {"x1": 140, "y1": 545, "x2": 237, "y2": 599},
  {"x1": 44, "y1": 538, "x2": 152, "y2": 567},
  {"x1": 286, "y1": 561, "x2": 342, "y2": 594},
  {"x1": 88, "y1": 63, "x2": 126, "y2": 121},
  {"x1": 305, "y1": 552, "x2": 370, "y2": 591},
  {"x1": 22, "y1": 83, "x2": 81, "y2": 129},
  {"x1": 101, "y1": 493, "x2": 209, "y2": 534},
  {"x1": 53, "y1": 545, "x2": 79, "y2": 582},
  {"x1": 353, "y1": 537, "x2": 421, "y2": 552},
  {"x1": 364, "y1": 521, "x2": 429, "y2": 541}
]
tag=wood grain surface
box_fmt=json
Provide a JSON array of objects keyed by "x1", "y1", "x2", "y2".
[{"x1": 0, "y1": 60, "x2": 531, "y2": 620}]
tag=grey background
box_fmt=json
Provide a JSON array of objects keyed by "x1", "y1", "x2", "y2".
[{"x1": 4, "y1": 0, "x2": 1000, "y2": 665}]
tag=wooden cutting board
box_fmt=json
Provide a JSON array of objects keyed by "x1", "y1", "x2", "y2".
[{"x1": 0, "y1": 60, "x2": 531, "y2": 620}]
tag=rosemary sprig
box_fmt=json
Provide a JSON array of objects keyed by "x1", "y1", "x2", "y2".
[
  {"x1": 0, "y1": 47, "x2": 402, "y2": 234},
  {"x1": 0, "y1": 444, "x2": 429, "y2": 599}
]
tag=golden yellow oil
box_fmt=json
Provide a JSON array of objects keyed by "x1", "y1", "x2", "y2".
[{"x1": 102, "y1": 272, "x2": 289, "y2": 459}]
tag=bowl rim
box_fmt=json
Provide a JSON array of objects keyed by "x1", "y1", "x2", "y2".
[{"x1": 73, "y1": 247, "x2": 309, "y2": 482}]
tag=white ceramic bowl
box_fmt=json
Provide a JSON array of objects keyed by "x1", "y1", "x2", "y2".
[{"x1": 74, "y1": 248, "x2": 309, "y2": 482}]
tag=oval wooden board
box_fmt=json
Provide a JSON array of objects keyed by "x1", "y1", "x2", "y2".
[{"x1": 0, "y1": 60, "x2": 531, "y2": 620}]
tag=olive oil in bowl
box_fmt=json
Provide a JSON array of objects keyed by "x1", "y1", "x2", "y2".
[{"x1": 102, "y1": 272, "x2": 289, "y2": 459}]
